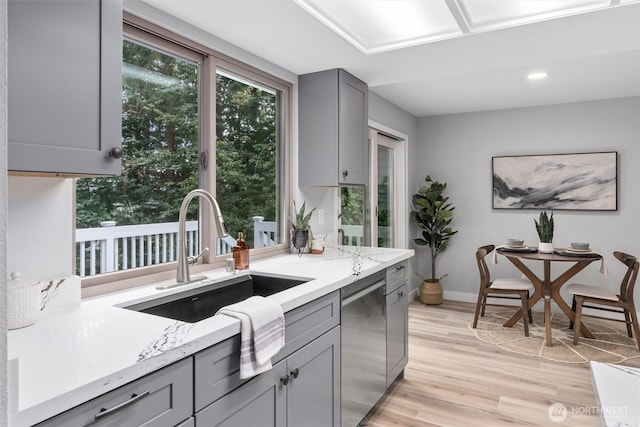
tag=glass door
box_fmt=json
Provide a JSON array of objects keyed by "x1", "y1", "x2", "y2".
[
  {"x1": 370, "y1": 130, "x2": 404, "y2": 248},
  {"x1": 377, "y1": 144, "x2": 394, "y2": 247}
]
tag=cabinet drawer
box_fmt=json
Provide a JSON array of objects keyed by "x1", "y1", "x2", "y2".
[
  {"x1": 36, "y1": 357, "x2": 193, "y2": 427},
  {"x1": 194, "y1": 291, "x2": 340, "y2": 411},
  {"x1": 276, "y1": 291, "x2": 340, "y2": 363},
  {"x1": 386, "y1": 260, "x2": 408, "y2": 292}
]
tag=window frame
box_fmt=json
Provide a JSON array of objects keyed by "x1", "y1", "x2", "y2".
[{"x1": 79, "y1": 14, "x2": 292, "y2": 295}]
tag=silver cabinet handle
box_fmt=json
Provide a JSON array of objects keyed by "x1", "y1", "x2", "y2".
[
  {"x1": 395, "y1": 265, "x2": 405, "y2": 271},
  {"x1": 94, "y1": 390, "x2": 151, "y2": 420},
  {"x1": 280, "y1": 375, "x2": 290, "y2": 386},
  {"x1": 290, "y1": 368, "x2": 299, "y2": 379}
]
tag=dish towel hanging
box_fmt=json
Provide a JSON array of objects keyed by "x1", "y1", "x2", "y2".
[{"x1": 217, "y1": 296, "x2": 285, "y2": 379}]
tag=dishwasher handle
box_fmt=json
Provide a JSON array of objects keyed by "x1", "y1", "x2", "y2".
[{"x1": 342, "y1": 280, "x2": 385, "y2": 306}]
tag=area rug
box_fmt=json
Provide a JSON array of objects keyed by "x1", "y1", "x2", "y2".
[{"x1": 470, "y1": 311, "x2": 640, "y2": 364}]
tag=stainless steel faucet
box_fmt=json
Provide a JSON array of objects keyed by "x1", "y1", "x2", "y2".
[{"x1": 176, "y1": 189, "x2": 227, "y2": 284}]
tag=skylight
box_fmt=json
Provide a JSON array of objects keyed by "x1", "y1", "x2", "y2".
[{"x1": 293, "y1": 0, "x2": 637, "y2": 54}]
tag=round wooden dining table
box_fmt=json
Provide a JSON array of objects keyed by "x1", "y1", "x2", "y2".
[{"x1": 496, "y1": 248, "x2": 603, "y2": 347}]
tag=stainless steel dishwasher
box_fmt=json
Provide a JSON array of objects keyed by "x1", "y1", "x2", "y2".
[{"x1": 341, "y1": 271, "x2": 386, "y2": 427}]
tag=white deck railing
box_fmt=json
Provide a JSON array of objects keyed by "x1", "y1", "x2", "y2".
[
  {"x1": 252, "y1": 216, "x2": 277, "y2": 248},
  {"x1": 76, "y1": 218, "x2": 367, "y2": 277},
  {"x1": 341, "y1": 224, "x2": 365, "y2": 246},
  {"x1": 75, "y1": 221, "x2": 236, "y2": 277}
]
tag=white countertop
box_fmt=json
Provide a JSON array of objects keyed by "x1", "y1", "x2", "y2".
[
  {"x1": 590, "y1": 361, "x2": 640, "y2": 426},
  {"x1": 8, "y1": 246, "x2": 413, "y2": 427}
]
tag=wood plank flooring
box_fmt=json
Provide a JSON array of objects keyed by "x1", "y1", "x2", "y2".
[{"x1": 365, "y1": 299, "x2": 640, "y2": 427}]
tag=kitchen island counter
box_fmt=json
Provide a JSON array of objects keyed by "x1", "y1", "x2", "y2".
[{"x1": 8, "y1": 245, "x2": 413, "y2": 427}]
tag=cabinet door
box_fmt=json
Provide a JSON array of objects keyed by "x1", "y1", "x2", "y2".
[
  {"x1": 338, "y1": 69, "x2": 368, "y2": 186},
  {"x1": 8, "y1": 0, "x2": 122, "y2": 175},
  {"x1": 176, "y1": 417, "x2": 195, "y2": 427},
  {"x1": 299, "y1": 68, "x2": 368, "y2": 187},
  {"x1": 196, "y1": 361, "x2": 287, "y2": 427},
  {"x1": 386, "y1": 282, "x2": 408, "y2": 387},
  {"x1": 287, "y1": 327, "x2": 341, "y2": 427},
  {"x1": 35, "y1": 357, "x2": 193, "y2": 427}
]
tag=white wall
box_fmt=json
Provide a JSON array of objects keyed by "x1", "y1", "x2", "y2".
[
  {"x1": 415, "y1": 97, "x2": 640, "y2": 303},
  {"x1": 7, "y1": 177, "x2": 73, "y2": 280},
  {"x1": 1, "y1": 0, "x2": 9, "y2": 424}
]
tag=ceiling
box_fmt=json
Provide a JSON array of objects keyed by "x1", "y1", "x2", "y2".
[{"x1": 136, "y1": 0, "x2": 640, "y2": 117}]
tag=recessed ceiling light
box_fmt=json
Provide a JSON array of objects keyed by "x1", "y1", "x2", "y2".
[{"x1": 528, "y1": 72, "x2": 548, "y2": 80}]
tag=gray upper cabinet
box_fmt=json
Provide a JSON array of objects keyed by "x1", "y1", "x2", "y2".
[
  {"x1": 8, "y1": 0, "x2": 123, "y2": 175},
  {"x1": 299, "y1": 69, "x2": 368, "y2": 186}
]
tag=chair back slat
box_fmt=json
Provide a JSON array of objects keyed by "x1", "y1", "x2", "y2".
[
  {"x1": 614, "y1": 251, "x2": 639, "y2": 302},
  {"x1": 476, "y1": 244, "x2": 495, "y2": 290}
]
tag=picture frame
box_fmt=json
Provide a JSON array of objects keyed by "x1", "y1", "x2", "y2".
[{"x1": 492, "y1": 151, "x2": 617, "y2": 210}]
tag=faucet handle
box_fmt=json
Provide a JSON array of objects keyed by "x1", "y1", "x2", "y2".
[{"x1": 188, "y1": 247, "x2": 210, "y2": 265}]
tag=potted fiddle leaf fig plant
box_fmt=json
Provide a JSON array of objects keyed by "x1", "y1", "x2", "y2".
[
  {"x1": 534, "y1": 210, "x2": 554, "y2": 253},
  {"x1": 410, "y1": 175, "x2": 458, "y2": 305},
  {"x1": 290, "y1": 200, "x2": 316, "y2": 253}
]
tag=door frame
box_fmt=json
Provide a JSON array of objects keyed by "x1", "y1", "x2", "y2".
[{"x1": 368, "y1": 121, "x2": 408, "y2": 249}]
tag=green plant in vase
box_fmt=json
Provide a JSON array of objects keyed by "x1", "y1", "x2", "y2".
[
  {"x1": 289, "y1": 200, "x2": 316, "y2": 253},
  {"x1": 534, "y1": 210, "x2": 554, "y2": 253},
  {"x1": 410, "y1": 175, "x2": 458, "y2": 304}
]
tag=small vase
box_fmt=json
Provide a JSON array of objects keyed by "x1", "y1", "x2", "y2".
[
  {"x1": 538, "y1": 242, "x2": 554, "y2": 253},
  {"x1": 290, "y1": 229, "x2": 309, "y2": 251}
]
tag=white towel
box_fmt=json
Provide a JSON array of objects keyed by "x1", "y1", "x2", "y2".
[
  {"x1": 592, "y1": 252, "x2": 608, "y2": 276},
  {"x1": 492, "y1": 245, "x2": 506, "y2": 264},
  {"x1": 217, "y1": 296, "x2": 285, "y2": 380}
]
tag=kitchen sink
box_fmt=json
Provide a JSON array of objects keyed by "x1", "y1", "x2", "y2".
[{"x1": 122, "y1": 273, "x2": 310, "y2": 323}]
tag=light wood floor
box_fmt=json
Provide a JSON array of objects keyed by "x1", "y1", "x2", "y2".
[{"x1": 365, "y1": 299, "x2": 640, "y2": 427}]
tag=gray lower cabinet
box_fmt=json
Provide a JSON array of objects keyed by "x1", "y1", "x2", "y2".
[
  {"x1": 196, "y1": 361, "x2": 287, "y2": 426},
  {"x1": 286, "y1": 326, "x2": 341, "y2": 427},
  {"x1": 196, "y1": 326, "x2": 341, "y2": 427},
  {"x1": 299, "y1": 68, "x2": 368, "y2": 186},
  {"x1": 176, "y1": 417, "x2": 195, "y2": 427},
  {"x1": 8, "y1": 0, "x2": 123, "y2": 175},
  {"x1": 386, "y1": 281, "x2": 408, "y2": 387},
  {"x1": 35, "y1": 357, "x2": 193, "y2": 427},
  {"x1": 33, "y1": 290, "x2": 346, "y2": 426}
]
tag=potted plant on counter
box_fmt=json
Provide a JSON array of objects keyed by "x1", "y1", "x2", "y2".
[
  {"x1": 410, "y1": 175, "x2": 458, "y2": 305},
  {"x1": 535, "y1": 210, "x2": 554, "y2": 253},
  {"x1": 290, "y1": 200, "x2": 316, "y2": 254}
]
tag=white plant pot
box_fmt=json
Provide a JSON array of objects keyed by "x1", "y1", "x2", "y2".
[{"x1": 538, "y1": 242, "x2": 554, "y2": 253}]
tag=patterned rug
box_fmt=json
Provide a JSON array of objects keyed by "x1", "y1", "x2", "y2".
[{"x1": 470, "y1": 310, "x2": 640, "y2": 364}]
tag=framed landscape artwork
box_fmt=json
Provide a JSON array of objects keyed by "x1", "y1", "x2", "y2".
[{"x1": 492, "y1": 151, "x2": 617, "y2": 210}]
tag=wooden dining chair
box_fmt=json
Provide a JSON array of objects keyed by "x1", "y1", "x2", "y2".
[
  {"x1": 473, "y1": 244, "x2": 534, "y2": 336},
  {"x1": 568, "y1": 251, "x2": 640, "y2": 351}
]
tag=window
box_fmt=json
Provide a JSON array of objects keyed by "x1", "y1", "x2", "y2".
[
  {"x1": 75, "y1": 19, "x2": 290, "y2": 284},
  {"x1": 340, "y1": 186, "x2": 367, "y2": 246},
  {"x1": 215, "y1": 69, "x2": 283, "y2": 253}
]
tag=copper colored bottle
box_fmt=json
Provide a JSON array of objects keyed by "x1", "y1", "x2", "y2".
[{"x1": 232, "y1": 232, "x2": 249, "y2": 270}]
